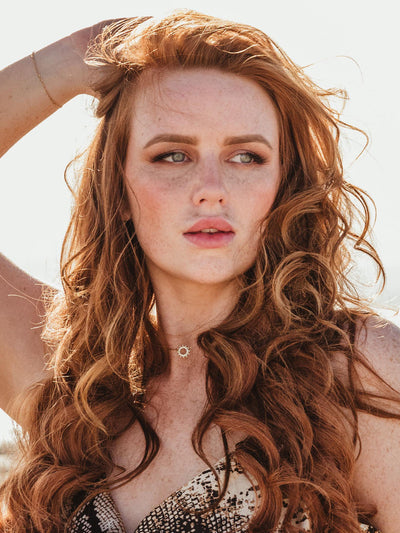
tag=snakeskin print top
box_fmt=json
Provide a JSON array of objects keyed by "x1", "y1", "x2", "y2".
[{"x1": 67, "y1": 455, "x2": 380, "y2": 533}]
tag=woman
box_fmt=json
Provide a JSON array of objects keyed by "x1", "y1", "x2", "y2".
[{"x1": 0, "y1": 11, "x2": 399, "y2": 533}]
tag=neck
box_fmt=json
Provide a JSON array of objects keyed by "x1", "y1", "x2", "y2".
[{"x1": 152, "y1": 277, "x2": 238, "y2": 379}]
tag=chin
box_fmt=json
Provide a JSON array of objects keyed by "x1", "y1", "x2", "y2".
[
  {"x1": 178, "y1": 264, "x2": 249, "y2": 287},
  {"x1": 147, "y1": 255, "x2": 256, "y2": 288}
]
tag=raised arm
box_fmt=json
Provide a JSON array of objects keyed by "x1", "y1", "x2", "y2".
[
  {"x1": 0, "y1": 23, "x2": 112, "y2": 156},
  {"x1": 0, "y1": 22, "x2": 116, "y2": 417}
]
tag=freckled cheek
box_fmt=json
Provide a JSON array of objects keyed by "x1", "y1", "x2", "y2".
[
  {"x1": 126, "y1": 181, "x2": 175, "y2": 234},
  {"x1": 242, "y1": 184, "x2": 279, "y2": 234}
]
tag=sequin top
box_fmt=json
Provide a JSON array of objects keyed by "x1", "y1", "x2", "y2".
[{"x1": 67, "y1": 455, "x2": 379, "y2": 533}]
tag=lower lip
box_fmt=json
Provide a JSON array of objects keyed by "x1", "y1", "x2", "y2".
[{"x1": 183, "y1": 231, "x2": 235, "y2": 248}]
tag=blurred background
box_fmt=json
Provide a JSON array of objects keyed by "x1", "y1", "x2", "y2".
[{"x1": 1, "y1": 0, "x2": 399, "y2": 444}]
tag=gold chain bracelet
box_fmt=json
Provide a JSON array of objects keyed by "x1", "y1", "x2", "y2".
[{"x1": 30, "y1": 51, "x2": 62, "y2": 108}]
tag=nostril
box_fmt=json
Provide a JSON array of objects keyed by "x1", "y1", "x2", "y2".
[{"x1": 193, "y1": 187, "x2": 227, "y2": 206}]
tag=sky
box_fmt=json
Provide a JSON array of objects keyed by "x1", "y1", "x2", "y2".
[{"x1": 1, "y1": 0, "x2": 399, "y2": 438}]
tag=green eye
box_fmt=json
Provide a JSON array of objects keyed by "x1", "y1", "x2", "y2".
[
  {"x1": 238, "y1": 153, "x2": 253, "y2": 163},
  {"x1": 230, "y1": 152, "x2": 266, "y2": 164},
  {"x1": 170, "y1": 152, "x2": 186, "y2": 162},
  {"x1": 152, "y1": 151, "x2": 188, "y2": 163}
]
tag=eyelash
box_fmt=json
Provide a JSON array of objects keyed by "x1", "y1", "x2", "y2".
[
  {"x1": 235, "y1": 152, "x2": 266, "y2": 165},
  {"x1": 151, "y1": 151, "x2": 267, "y2": 164},
  {"x1": 152, "y1": 151, "x2": 189, "y2": 163}
]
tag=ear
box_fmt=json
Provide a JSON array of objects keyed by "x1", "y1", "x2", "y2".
[
  {"x1": 120, "y1": 194, "x2": 133, "y2": 222},
  {"x1": 121, "y1": 207, "x2": 132, "y2": 222}
]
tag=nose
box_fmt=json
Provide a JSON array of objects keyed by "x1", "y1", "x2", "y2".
[{"x1": 191, "y1": 158, "x2": 227, "y2": 207}]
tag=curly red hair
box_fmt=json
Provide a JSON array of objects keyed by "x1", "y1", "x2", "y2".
[{"x1": 1, "y1": 11, "x2": 397, "y2": 533}]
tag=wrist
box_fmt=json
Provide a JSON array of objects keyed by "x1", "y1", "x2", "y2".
[{"x1": 33, "y1": 36, "x2": 92, "y2": 105}]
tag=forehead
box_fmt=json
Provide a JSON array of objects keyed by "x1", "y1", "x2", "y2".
[{"x1": 129, "y1": 68, "x2": 280, "y2": 146}]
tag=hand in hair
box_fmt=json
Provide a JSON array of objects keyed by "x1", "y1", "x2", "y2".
[
  {"x1": 0, "y1": 19, "x2": 134, "y2": 156},
  {"x1": 68, "y1": 19, "x2": 128, "y2": 97}
]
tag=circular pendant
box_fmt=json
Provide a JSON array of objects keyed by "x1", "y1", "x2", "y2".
[{"x1": 176, "y1": 345, "x2": 190, "y2": 358}]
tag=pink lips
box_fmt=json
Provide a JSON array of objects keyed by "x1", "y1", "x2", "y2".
[
  {"x1": 186, "y1": 217, "x2": 234, "y2": 233},
  {"x1": 183, "y1": 218, "x2": 235, "y2": 249}
]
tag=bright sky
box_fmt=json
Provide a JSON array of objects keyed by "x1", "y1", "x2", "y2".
[{"x1": 1, "y1": 0, "x2": 399, "y2": 438}]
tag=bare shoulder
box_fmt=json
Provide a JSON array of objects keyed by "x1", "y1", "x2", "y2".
[
  {"x1": 356, "y1": 314, "x2": 400, "y2": 389},
  {"x1": 352, "y1": 314, "x2": 400, "y2": 532},
  {"x1": 0, "y1": 253, "x2": 54, "y2": 419}
]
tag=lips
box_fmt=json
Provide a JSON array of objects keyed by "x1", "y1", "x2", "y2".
[
  {"x1": 185, "y1": 217, "x2": 234, "y2": 234},
  {"x1": 183, "y1": 218, "x2": 235, "y2": 249}
]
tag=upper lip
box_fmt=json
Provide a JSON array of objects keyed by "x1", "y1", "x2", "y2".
[{"x1": 185, "y1": 217, "x2": 234, "y2": 233}]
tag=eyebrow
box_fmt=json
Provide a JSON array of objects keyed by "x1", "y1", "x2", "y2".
[
  {"x1": 225, "y1": 134, "x2": 273, "y2": 150},
  {"x1": 143, "y1": 133, "x2": 273, "y2": 150},
  {"x1": 144, "y1": 134, "x2": 196, "y2": 148}
]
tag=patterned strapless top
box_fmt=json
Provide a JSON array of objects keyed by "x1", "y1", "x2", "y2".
[{"x1": 67, "y1": 455, "x2": 379, "y2": 533}]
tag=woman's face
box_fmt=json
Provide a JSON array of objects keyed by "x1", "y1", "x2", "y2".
[{"x1": 124, "y1": 68, "x2": 280, "y2": 288}]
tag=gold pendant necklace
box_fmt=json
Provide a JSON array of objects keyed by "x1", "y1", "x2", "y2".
[{"x1": 176, "y1": 345, "x2": 190, "y2": 358}]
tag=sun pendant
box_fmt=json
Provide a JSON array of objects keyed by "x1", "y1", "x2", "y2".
[{"x1": 176, "y1": 345, "x2": 190, "y2": 358}]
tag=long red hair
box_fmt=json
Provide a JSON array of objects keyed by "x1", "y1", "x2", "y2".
[{"x1": 1, "y1": 11, "x2": 398, "y2": 532}]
